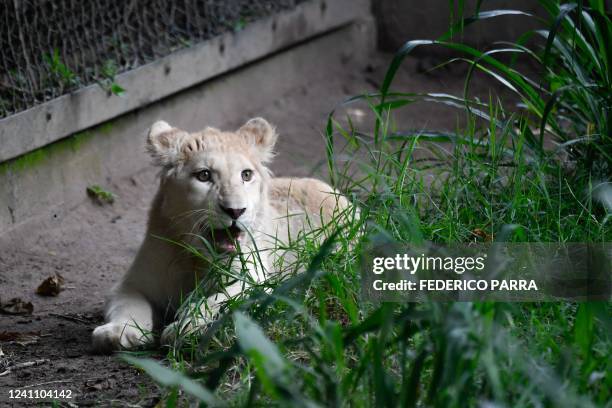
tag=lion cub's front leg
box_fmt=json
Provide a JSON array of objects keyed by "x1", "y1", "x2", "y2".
[
  {"x1": 92, "y1": 289, "x2": 155, "y2": 353},
  {"x1": 161, "y1": 252, "x2": 268, "y2": 346}
]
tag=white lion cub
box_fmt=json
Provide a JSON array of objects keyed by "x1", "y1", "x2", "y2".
[{"x1": 92, "y1": 118, "x2": 350, "y2": 352}]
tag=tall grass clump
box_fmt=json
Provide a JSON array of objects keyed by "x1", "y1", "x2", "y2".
[
  {"x1": 386, "y1": 0, "x2": 610, "y2": 177},
  {"x1": 123, "y1": 1, "x2": 610, "y2": 406}
]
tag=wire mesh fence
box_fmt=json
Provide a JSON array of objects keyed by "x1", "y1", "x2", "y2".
[{"x1": 0, "y1": 0, "x2": 305, "y2": 119}]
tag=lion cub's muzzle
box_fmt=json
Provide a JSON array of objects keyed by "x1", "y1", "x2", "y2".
[{"x1": 208, "y1": 222, "x2": 245, "y2": 253}]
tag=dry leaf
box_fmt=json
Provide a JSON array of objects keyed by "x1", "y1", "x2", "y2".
[
  {"x1": 0, "y1": 298, "x2": 33, "y2": 315},
  {"x1": 472, "y1": 228, "x2": 493, "y2": 242},
  {"x1": 36, "y1": 273, "x2": 65, "y2": 296}
]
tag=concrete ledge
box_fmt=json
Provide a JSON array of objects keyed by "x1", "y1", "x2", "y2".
[{"x1": 0, "y1": 0, "x2": 370, "y2": 163}]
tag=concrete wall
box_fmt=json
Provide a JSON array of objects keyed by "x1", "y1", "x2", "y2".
[
  {"x1": 0, "y1": 0, "x2": 371, "y2": 163},
  {"x1": 0, "y1": 13, "x2": 375, "y2": 233}
]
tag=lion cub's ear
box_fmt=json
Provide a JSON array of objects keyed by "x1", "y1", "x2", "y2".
[
  {"x1": 146, "y1": 120, "x2": 188, "y2": 167},
  {"x1": 238, "y1": 117, "x2": 278, "y2": 163}
]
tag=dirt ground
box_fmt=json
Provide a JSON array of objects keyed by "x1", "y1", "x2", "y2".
[{"x1": 0, "y1": 51, "x2": 512, "y2": 406}]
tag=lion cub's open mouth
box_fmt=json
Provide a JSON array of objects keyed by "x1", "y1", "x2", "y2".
[{"x1": 209, "y1": 223, "x2": 244, "y2": 252}]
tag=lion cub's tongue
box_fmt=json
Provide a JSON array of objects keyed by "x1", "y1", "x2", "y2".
[{"x1": 211, "y1": 224, "x2": 244, "y2": 252}]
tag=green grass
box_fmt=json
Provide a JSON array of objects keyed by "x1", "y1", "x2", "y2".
[{"x1": 123, "y1": 1, "x2": 610, "y2": 406}]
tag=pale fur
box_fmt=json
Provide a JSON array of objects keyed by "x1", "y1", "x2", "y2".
[{"x1": 91, "y1": 118, "x2": 351, "y2": 352}]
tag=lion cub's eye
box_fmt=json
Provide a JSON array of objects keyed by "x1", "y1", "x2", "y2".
[
  {"x1": 194, "y1": 169, "x2": 212, "y2": 182},
  {"x1": 241, "y1": 169, "x2": 253, "y2": 182}
]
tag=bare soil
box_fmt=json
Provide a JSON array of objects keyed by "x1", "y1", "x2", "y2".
[{"x1": 0, "y1": 52, "x2": 513, "y2": 406}]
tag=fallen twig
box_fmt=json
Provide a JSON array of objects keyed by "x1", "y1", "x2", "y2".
[
  {"x1": 22, "y1": 378, "x2": 73, "y2": 388},
  {"x1": 0, "y1": 358, "x2": 49, "y2": 376},
  {"x1": 49, "y1": 313, "x2": 90, "y2": 324}
]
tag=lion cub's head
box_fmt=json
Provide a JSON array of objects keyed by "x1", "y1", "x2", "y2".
[{"x1": 146, "y1": 117, "x2": 278, "y2": 252}]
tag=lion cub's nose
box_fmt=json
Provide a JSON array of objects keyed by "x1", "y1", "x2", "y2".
[{"x1": 220, "y1": 205, "x2": 246, "y2": 220}]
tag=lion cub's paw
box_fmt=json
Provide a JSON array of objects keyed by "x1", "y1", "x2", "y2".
[
  {"x1": 91, "y1": 322, "x2": 152, "y2": 353},
  {"x1": 160, "y1": 318, "x2": 214, "y2": 347},
  {"x1": 160, "y1": 321, "x2": 181, "y2": 347},
  {"x1": 160, "y1": 320, "x2": 195, "y2": 347}
]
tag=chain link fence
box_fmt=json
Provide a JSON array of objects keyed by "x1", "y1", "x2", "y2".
[{"x1": 0, "y1": 0, "x2": 305, "y2": 119}]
